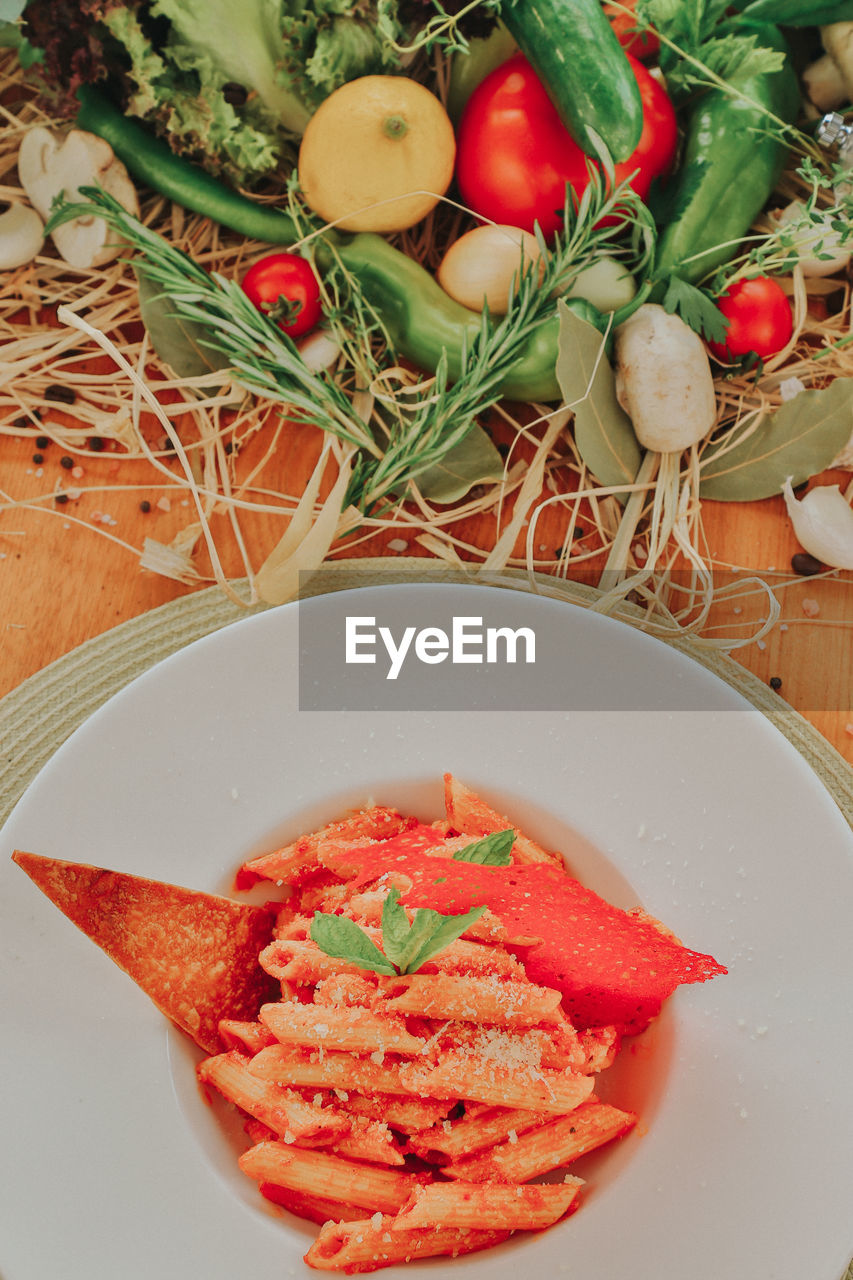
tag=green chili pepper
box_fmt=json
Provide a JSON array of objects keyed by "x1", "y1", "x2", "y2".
[
  {"x1": 652, "y1": 25, "x2": 800, "y2": 287},
  {"x1": 330, "y1": 231, "x2": 562, "y2": 401},
  {"x1": 75, "y1": 86, "x2": 300, "y2": 245}
]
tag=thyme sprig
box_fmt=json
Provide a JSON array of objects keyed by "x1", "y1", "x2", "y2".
[{"x1": 47, "y1": 157, "x2": 653, "y2": 512}]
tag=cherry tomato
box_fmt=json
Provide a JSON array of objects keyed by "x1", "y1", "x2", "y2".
[
  {"x1": 240, "y1": 253, "x2": 322, "y2": 338},
  {"x1": 455, "y1": 52, "x2": 677, "y2": 239},
  {"x1": 605, "y1": 0, "x2": 660, "y2": 60},
  {"x1": 708, "y1": 277, "x2": 793, "y2": 362}
]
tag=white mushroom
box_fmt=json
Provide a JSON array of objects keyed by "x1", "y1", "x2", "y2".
[
  {"x1": 17, "y1": 126, "x2": 139, "y2": 270},
  {"x1": 0, "y1": 201, "x2": 44, "y2": 270},
  {"x1": 613, "y1": 304, "x2": 717, "y2": 453}
]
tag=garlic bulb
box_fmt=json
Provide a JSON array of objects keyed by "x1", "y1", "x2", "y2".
[{"x1": 782, "y1": 478, "x2": 853, "y2": 569}]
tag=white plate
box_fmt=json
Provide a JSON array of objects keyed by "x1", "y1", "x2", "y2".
[{"x1": 2, "y1": 584, "x2": 852, "y2": 1280}]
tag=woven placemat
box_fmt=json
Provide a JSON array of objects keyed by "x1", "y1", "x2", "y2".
[
  {"x1": 2, "y1": 564, "x2": 852, "y2": 831},
  {"x1": 2, "y1": 566, "x2": 851, "y2": 1280}
]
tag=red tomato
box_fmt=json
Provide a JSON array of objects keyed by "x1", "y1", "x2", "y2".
[
  {"x1": 605, "y1": 0, "x2": 660, "y2": 60},
  {"x1": 708, "y1": 277, "x2": 793, "y2": 362},
  {"x1": 240, "y1": 253, "x2": 322, "y2": 338},
  {"x1": 455, "y1": 52, "x2": 677, "y2": 239}
]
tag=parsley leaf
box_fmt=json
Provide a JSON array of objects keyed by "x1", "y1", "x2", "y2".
[
  {"x1": 661, "y1": 276, "x2": 729, "y2": 344},
  {"x1": 311, "y1": 890, "x2": 488, "y2": 977},
  {"x1": 452, "y1": 829, "x2": 515, "y2": 866}
]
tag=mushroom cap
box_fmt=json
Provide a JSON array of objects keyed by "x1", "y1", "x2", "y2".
[{"x1": 18, "y1": 126, "x2": 139, "y2": 269}]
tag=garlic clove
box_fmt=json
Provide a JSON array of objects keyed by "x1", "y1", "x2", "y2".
[
  {"x1": 297, "y1": 328, "x2": 342, "y2": 373},
  {"x1": 782, "y1": 478, "x2": 853, "y2": 569},
  {"x1": 0, "y1": 201, "x2": 44, "y2": 270}
]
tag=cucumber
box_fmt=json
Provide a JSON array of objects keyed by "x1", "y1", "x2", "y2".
[{"x1": 499, "y1": 0, "x2": 644, "y2": 162}]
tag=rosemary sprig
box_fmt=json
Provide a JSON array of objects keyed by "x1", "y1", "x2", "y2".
[
  {"x1": 46, "y1": 160, "x2": 653, "y2": 513},
  {"x1": 47, "y1": 188, "x2": 380, "y2": 462}
]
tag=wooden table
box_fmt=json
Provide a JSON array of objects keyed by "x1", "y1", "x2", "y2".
[{"x1": 1, "y1": 420, "x2": 851, "y2": 764}]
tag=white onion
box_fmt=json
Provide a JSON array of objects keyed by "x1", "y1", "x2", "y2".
[{"x1": 437, "y1": 224, "x2": 544, "y2": 314}]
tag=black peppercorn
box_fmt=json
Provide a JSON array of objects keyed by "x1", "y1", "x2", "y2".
[
  {"x1": 32, "y1": 452, "x2": 44, "y2": 464},
  {"x1": 60, "y1": 455, "x2": 74, "y2": 470},
  {"x1": 35, "y1": 435, "x2": 50, "y2": 449},
  {"x1": 44, "y1": 384, "x2": 76, "y2": 404},
  {"x1": 791, "y1": 552, "x2": 823, "y2": 576},
  {"x1": 140, "y1": 500, "x2": 151, "y2": 513},
  {"x1": 769, "y1": 676, "x2": 782, "y2": 691}
]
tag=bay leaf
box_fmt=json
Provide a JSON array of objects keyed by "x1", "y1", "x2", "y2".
[
  {"x1": 136, "y1": 269, "x2": 231, "y2": 379},
  {"x1": 414, "y1": 423, "x2": 504, "y2": 504},
  {"x1": 699, "y1": 376, "x2": 853, "y2": 502},
  {"x1": 555, "y1": 299, "x2": 642, "y2": 494}
]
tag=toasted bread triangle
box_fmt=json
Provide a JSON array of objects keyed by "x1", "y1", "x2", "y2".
[{"x1": 13, "y1": 850, "x2": 278, "y2": 1054}]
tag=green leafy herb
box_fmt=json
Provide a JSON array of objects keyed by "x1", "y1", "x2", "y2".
[
  {"x1": 661, "y1": 276, "x2": 728, "y2": 345},
  {"x1": 636, "y1": 0, "x2": 785, "y2": 100},
  {"x1": 699, "y1": 377, "x2": 853, "y2": 500},
  {"x1": 414, "y1": 423, "x2": 505, "y2": 504},
  {"x1": 136, "y1": 270, "x2": 232, "y2": 379},
  {"x1": 310, "y1": 890, "x2": 487, "y2": 976},
  {"x1": 555, "y1": 299, "x2": 642, "y2": 495},
  {"x1": 452, "y1": 828, "x2": 515, "y2": 866},
  {"x1": 309, "y1": 912, "x2": 398, "y2": 976}
]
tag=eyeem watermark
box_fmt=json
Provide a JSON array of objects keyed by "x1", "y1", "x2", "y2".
[{"x1": 345, "y1": 615, "x2": 536, "y2": 680}]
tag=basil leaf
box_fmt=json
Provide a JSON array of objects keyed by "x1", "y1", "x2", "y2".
[
  {"x1": 309, "y1": 911, "x2": 397, "y2": 976},
  {"x1": 380, "y1": 888, "x2": 436, "y2": 972},
  {"x1": 452, "y1": 829, "x2": 515, "y2": 866},
  {"x1": 405, "y1": 905, "x2": 489, "y2": 973}
]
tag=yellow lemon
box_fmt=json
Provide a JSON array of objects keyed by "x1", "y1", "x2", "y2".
[{"x1": 298, "y1": 76, "x2": 456, "y2": 233}]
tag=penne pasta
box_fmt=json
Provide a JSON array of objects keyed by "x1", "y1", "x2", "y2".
[
  {"x1": 395, "y1": 1178, "x2": 583, "y2": 1231},
  {"x1": 249, "y1": 1044, "x2": 411, "y2": 1096},
  {"x1": 399, "y1": 1053, "x2": 595, "y2": 1113},
  {"x1": 408, "y1": 1105, "x2": 551, "y2": 1161},
  {"x1": 237, "y1": 807, "x2": 411, "y2": 888},
  {"x1": 379, "y1": 973, "x2": 562, "y2": 1026},
  {"x1": 239, "y1": 1140, "x2": 426, "y2": 1214},
  {"x1": 305, "y1": 1090, "x2": 453, "y2": 1134},
  {"x1": 323, "y1": 1115, "x2": 405, "y2": 1167},
  {"x1": 197, "y1": 1051, "x2": 348, "y2": 1144},
  {"x1": 172, "y1": 780, "x2": 702, "y2": 1271},
  {"x1": 260, "y1": 999, "x2": 426, "y2": 1056},
  {"x1": 304, "y1": 1216, "x2": 511, "y2": 1271},
  {"x1": 442, "y1": 1099, "x2": 637, "y2": 1183},
  {"x1": 217, "y1": 1018, "x2": 278, "y2": 1055},
  {"x1": 259, "y1": 1182, "x2": 366, "y2": 1225},
  {"x1": 443, "y1": 774, "x2": 561, "y2": 866}
]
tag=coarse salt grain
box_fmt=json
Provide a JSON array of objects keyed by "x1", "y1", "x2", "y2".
[
  {"x1": 371, "y1": 1213, "x2": 383, "y2": 1230},
  {"x1": 156, "y1": 496, "x2": 171, "y2": 512},
  {"x1": 802, "y1": 598, "x2": 820, "y2": 617},
  {"x1": 71, "y1": 466, "x2": 84, "y2": 479},
  {"x1": 387, "y1": 538, "x2": 408, "y2": 553}
]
